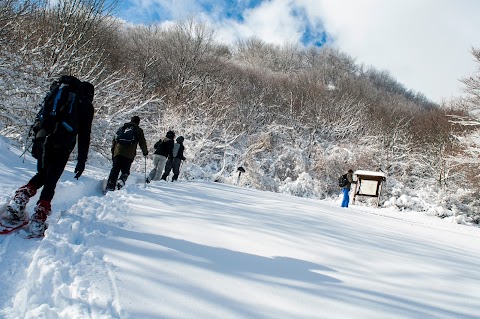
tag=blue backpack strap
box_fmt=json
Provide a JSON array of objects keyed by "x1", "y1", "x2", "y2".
[{"x1": 51, "y1": 86, "x2": 65, "y2": 116}]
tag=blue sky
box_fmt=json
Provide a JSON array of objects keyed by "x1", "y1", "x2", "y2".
[
  {"x1": 113, "y1": 0, "x2": 264, "y2": 24},
  {"x1": 110, "y1": 0, "x2": 480, "y2": 103},
  {"x1": 112, "y1": 0, "x2": 329, "y2": 47}
]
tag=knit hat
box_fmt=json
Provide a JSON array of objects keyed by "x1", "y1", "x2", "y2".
[
  {"x1": 176, "y1": 136, "x2": 184, "y2": 143},
  {"x1": 131, "y1": 116, "x2": 140, "y2": 124}
]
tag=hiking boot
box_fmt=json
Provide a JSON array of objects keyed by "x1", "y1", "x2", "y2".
[
  {"x1": 0, "y1": 206, "x2": 29, "y2": 228},
  {"x1": 27, "y1": 218, "x2": 48, "y2": 238},
  {"x1": 34, "y1": 200, "x2": 52, "y2": 219},
  {"x1": 105, "y1": 181, "x2": 116, "y2": 192},
  {"x1": 117, "y1": 173, "x2": 128, "y2": 189},
  {"x1": 116, "y1": 180, "x2": 125, "y2": 190},
  {"x1": 7, "y1": 183, "x2": 37, "y2": 215},
  {"x1": 26, "y1": 200, "x2": 51, "y2": 237}
]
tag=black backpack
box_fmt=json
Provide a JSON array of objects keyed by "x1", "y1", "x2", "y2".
[
  {"x1": 33, "y1": 75, "x2": 83, "y2": 148},
  {"x1": 338, "y1": 174, "x2": 348, "y2": 187},
  {"x1": 116, "y1": 124, "x2": 138, "y2": 145}
]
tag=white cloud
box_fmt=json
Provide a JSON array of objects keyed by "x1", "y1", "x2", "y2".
[
  {"x1": 213, "y1": 0, "x2": 305, "y2": 45},
  {"x1": 301, "y1": 0, "x2": 480, "y2": 103},
  {"x1": 217, "y1": 0, "x2": 480, "y2": 103}
]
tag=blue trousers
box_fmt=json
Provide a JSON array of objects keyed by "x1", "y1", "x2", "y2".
[{"x1": 341, "y1": 188, "x2": 350, "y2": 207}]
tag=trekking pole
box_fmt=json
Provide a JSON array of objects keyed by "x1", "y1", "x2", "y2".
[
  {"x1": 179, "y1": 160, "x2": 184, "y2": 180},
  {"x1": 144, "y1": 156, "x2": 147, "y2": 188},
  {"x1": 20, "y1": 124, "x2": 35, "y2": 162},
  {"x1": 20, "y1": 139, "x2": 34, "y2": 161}
]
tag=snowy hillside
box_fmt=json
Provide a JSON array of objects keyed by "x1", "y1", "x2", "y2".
[{"x1": 0, "y1": 136, "x2": 479, "y2": 319}]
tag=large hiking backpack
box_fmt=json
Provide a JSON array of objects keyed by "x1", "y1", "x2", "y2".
[
  {"x1": 116, "y1": 124, "x2": 138, "y2": 145},
  {"x1": 33, "y1": 75, "x2": 82, "y2": 148},
  {"x1": 338, "y1": 174, "x2": 348, "y2": 187}
]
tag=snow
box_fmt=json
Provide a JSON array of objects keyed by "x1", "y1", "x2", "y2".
[
  {"x1": 0, "y1": 136, "x2": 479, "y2": 319},
  {"x1": 354, "y1": 170, "x2": 386, "y2": 178}
]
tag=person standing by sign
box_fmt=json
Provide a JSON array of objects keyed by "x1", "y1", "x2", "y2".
[{"x1": 340, "y1": 169, "x2": 355, "y2": 208}]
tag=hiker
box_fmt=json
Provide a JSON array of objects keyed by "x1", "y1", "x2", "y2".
[
  {"x1": 161, "y1": 135, "x2": 186, "y2": 181},
  {"x1": 0, "y1": 76, "x2": 95, "y2": 237},
  {"x1": 146, "y1": 130, "x2": 175, "y2": 183},
  {"x1": 106, "y1": 116, "x2": 148, "y2": 191},
  {"x1": 340, "y1": 169, "x2": 355, "y2": 208}
]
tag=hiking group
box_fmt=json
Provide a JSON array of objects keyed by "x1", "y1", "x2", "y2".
[
  {"x1": 0, "y1": 74, "x2": 356, "y2": 238},
  {"x1": 106, "y1": 120, "x2": 186, "y2": 192},
  {"x1": 0, "y1": 75, "x2": 186, "y2": 237}
]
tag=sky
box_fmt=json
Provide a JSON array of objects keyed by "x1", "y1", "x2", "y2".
[
  {"x1": 1, "y1": 136, "x2": 480, "y2": 318},
  {"x1": 111, "y1": 0, "x2": 480, "y2": 104}
]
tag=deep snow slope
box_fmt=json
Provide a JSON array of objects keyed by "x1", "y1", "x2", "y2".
[{"x1": 0, "y1": 137, "x2": 479, "y2": 319}]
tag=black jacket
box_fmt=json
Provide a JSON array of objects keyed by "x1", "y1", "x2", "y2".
[
  {"x1": 32, "y1": 82, "x2": 94, "y2": 162},
  {"x1": 154, "y1": 138, "x2": 174, "y2": 158},
  {"x1": 75, "y1": 92, "x2": 95, "y2": 163}
]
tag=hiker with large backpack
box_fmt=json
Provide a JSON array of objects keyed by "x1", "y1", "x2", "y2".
[
  {"x1": 0, "y1": 75, "x2": 95, "y2": 237},
  {"x1": 146, "y1": 130, "x2": 175, "y2": 183},
  {"x1": 339, "y1": 169, "x2": 355, "y2": 208},
  {"x1": 161, "y1": 135, "x2": 186, "y2": 181},
  {"x1": 106, "y1": 116, "x2": 148, "y2": 191}
]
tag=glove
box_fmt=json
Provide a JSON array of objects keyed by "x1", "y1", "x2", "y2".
[{"x1": 74, "y1": 161, "x2": 86, "y2": 180}]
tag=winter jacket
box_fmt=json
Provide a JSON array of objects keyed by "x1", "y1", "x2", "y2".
[
  {"x1": 344, "y1": 171, "x2": 355, "y2": 190},
  {"x1": 153, "y1": 138, "x2": 174, "y2": 158},
  {"x1": 111, "y1": 122, "x2": 148, "y2": 160},
  {"x1": 76, "y1": 88, "x2": 95, "y2": 163},
  {"x1": 32, "y1": 81, "x2": 94, "y2": 162}
]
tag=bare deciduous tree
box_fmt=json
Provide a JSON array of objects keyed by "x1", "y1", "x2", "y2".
[{"x1": 461, "y1": 47, "x2": 480, "y2": 108}]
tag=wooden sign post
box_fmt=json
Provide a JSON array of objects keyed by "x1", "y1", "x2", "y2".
[{"x1": 352, "y1": 170, "x2": 386, "y2": 207}]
